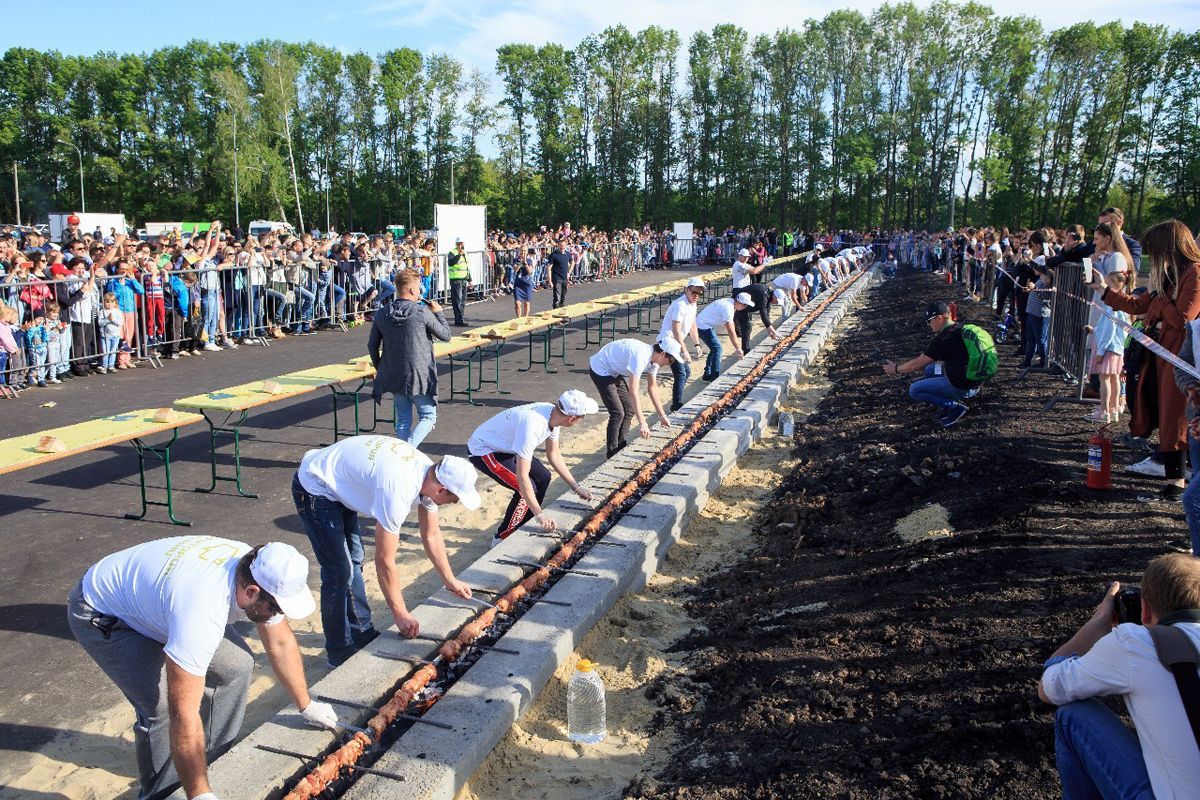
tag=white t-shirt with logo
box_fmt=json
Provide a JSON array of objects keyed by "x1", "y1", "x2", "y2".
[
  {"x1": 696, "y1": 297, "x2": 736, "y2": 331},
  {"x1": 589, "y1": 339, "x2": 658, "y2": 380},
  {"x1": 732, "y1": 259, "x2": 753, "y2": 288},
  {"x1": 658, "y1": 294, "x2": 698, "y2": 342},
  {"x1": 468, "y1": 402, "x2": 559, "y2": 460},
  {"x1": 298, "y1": 435, "x2": 435, "y2": 534},
  {"x1": 82, "y1": 535, "x2": 282, "y2": 677}
]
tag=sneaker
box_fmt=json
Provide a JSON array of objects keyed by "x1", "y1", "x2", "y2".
[
  {"x1": 939, "y1": 403, "x2": 968, "y2": 427},
  {"x1": 169, "y1": 353, "x2": 180, "y2": 360},
  {"x1": 222, "y1": 340, "x2": 237, "y2": 350},
  {"x1": 1126, "y1": 457, "x2": 1166, "y2": 478},
  {"x1": 37, "y1": 380, "x2": 47, "y2": 387},
  {"x1": 48, "y1": 377, "x2": 61, "y2": 384},
  {"x1": 203, "y1": 342, "x2": 221, "y2": 352}
]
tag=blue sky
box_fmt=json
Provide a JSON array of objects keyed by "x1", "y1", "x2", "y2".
[{"x1": 3, "y1": 0, "x2": 1196, "y2": 77}]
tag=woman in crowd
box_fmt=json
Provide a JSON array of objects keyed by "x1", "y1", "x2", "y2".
[{"x1": 1095, "y1": 219, "x2": 1200, "y2": 499}]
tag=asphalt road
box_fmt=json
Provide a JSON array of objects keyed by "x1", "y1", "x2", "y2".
[{"x1": 0, "y1": 265, "x2": 732, "y2": 788}]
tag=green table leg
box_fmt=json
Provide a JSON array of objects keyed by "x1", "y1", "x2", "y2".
[
  {"x1": 125, "y1": 428, "x2": 191, "y2": 526},
  {"x1": 329, "y1": 377, "x2": 369, "y2": 442},
  {"x1": 195, "y1": 410, "x2": 259, "y2": 498},
  {"x1": 476, "y1": 340, "x2": 511, "y2": 395},
  {"x1": 448, "y1": 346, "x2": 484, "y2": 406},
  {"x1": 520, "y1": 328, "x2": 557, "y2": 373}
]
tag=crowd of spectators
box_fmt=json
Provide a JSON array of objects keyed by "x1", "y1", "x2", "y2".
[{"x1": 0, "y1": 219, "x2": 846, "y2": 398}]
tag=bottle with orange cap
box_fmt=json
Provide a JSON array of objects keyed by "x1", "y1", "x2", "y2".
[{"x1": 567, "y1": 658, "x2": 607, "y2": 744}]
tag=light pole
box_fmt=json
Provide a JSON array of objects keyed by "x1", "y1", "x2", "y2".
[
  {"x1": 56, "y1": 139, "x2": 84, "y2": 212},
  {"x1": 206, "y1": 92, "x2": 261, "y2": 230}
]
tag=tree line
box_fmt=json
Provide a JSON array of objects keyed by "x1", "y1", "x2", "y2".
[{"x1": 0, "y1": 1, "x2": 1196, "y2": 236}]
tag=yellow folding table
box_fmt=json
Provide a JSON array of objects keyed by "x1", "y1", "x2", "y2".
[
  {"x1": 0, "y1": 408, "x2": 204, "y2": 526},
  {"x1": 174, "y1": 363, "x2": 379, "y2": 499}
]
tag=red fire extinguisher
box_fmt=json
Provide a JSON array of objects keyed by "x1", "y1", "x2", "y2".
[{"x1": 1087, "y1": 424, "x2": 1112, "y2": 489}]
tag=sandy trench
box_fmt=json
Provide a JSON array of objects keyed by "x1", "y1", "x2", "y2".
[
  {"x1": 4, "y1": 317, "x2": 838, "y2": 800},
  {"x1": 455, "y1": 355, "x2": 839, "y2": 800}
]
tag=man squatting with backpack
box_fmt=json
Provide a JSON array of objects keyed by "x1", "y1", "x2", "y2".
[{"x1": 880, "y1": 301, "x2": 997, "y2": 428}]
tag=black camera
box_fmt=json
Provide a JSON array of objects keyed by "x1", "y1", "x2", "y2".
[{"x1": 1116, "y1": 586, "x2": 1142, "y2": 624}]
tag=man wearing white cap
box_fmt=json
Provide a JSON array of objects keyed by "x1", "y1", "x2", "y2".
[
  {"x1": 695, "y1": 292, "x2": 751, "y2": 380},
  {"x1": 732, "y1": 248, "x2": 766, "y2": 289},
  {"x1": 68, "y1": 536, "x2": 336, "y2": 800},
  {"x1": 468, "y1": 390, "x2": 599, "y2": 545},
  {"x1": 589, "y1": 337, "x2": 680, "y2": 458},
  {"x1": 771, "y1": 268, "x2": 808, "y2": 315},
  {"x1": 733, "y1": 282, "x2": 782, "y2": 353},
  {"x1": 658, "y1": 277, "x2": 705, "y2": 411},
  {"x1": 292, "y1": 435, "x2": 481, "y2": 664}
]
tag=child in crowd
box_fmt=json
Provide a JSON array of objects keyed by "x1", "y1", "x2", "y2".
[
  {"x1": 99, "y1": 292, "x2": 123, "y2": 374},
  {"x1": 26, "y1": 312, "x2": 49, "y2": 387},
  {"x1": 0, "y1": 303, "x2": 20, "y2": 397},
  {"x1": 141, "y1": 258, "x2": 166, "y2": 346},
  {"x1": 1087, "y1": 271, "x2": 1130, "y2": 423},
  {"x1": 44, "y1": 302, "x2": 70, "y2": 383}
]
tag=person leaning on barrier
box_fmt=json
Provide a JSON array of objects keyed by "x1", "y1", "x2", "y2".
[
  {"x1": 468, "y1": 389, "x2": 599, "y2": 546},
  {"x1": 292, "y1": 435, "x2": 481, "y2": 665},
  {"x1": 68, "y1": 536, "x2": 338, "y2": 800},
  {"x1": 1089, "y1": 219, "x2": 1200, "y2": 498},
  {"x1": 1039, "y1": 553, "x2": 1200, "y2": 800}
]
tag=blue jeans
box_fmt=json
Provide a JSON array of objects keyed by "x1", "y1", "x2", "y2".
[
  {"x1": 669, "y1": 353, "x2": 691, "y2": 410},
  {"x1": 295, "y1": 286, "x2": 315, "y2": 326},
  {"x1": 1054, "y1": 699, "x2": 1154, "y2": 800},
  {"x1": 101, "y1": 335, "x2": 120, "y2": 369},
  {"x1": 1024, "y1": 313, "x2": 1049, "y2": 365},
  {"x1": 291, "y1": 475, "x2": 376, "y2": 665},
  {"x1": 394, "y1": 394, "x2": 437, "y2": 446},
  {"x1": 202, "y1": 289, "x2": 220, "y2": 342},
  {"x1": 1185, "y1": 434, "x2": 1200, "y2": 555},
  {"x1": 376, "y1": 278, "x2": 395, "y2": 307},
  {"x1": 699, "y1": 327, "x2": 722, "y2": 380},
  {"x1": 909, "y1": 364, "x2": 968, "y2": 411}
]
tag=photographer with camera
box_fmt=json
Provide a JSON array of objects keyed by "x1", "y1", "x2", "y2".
[{"x1": 1039, "y1": 553, "x2": 1200, "y2": 799}]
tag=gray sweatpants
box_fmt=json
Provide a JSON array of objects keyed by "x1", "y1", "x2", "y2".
[{"x1": 67, "y1": 581, "x2": 254, "y2": 800}]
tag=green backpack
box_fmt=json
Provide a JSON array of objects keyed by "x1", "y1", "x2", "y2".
[{"x1": 960, "y1": 324, "x2": 998, "y2": 383}]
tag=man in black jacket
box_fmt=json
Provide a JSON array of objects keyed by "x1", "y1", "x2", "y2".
[
  {"x1": 549, "y1": 240, "x2": 571, "y2": 309},
  {"x1": 732, "y1": 281, "x2": 781, "y2": 353}
]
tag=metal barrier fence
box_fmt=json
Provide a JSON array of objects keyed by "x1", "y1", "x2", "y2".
[{"x1": 1038, "y1": 261, "x2": 1096, "y2": 409}]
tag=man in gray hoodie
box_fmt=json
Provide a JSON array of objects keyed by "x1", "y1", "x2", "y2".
[{"x1": 368, "y1": 269, "x2": 452, "y2": 445}]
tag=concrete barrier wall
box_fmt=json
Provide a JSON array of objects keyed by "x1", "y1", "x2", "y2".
[{"x1": 187, "y1": 269, "x2": 875, "y2": 800}]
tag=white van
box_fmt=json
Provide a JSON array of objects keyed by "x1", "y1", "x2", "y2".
[{"x1": 247, "y1": 219, "x2": 296, "y2": 239}]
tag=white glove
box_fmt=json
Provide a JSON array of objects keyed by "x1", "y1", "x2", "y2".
[
  {"x1": 301, "y1": 701, "x2": 340, "y2": 731},
  {"x1": 192, "y1": 794, "x2": 219, "y2": 800}
]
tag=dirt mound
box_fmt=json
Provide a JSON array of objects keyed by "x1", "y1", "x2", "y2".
[{"x1": 630, "y1": 269, "x2": 1188, "y2": 800}]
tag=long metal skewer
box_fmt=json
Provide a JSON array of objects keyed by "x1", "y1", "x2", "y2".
[
  {"x1": 255, "y1": 744, "x2": 406, "y2": 781},
  {"x1": 315, "y1": 694, "x2": 454, "y2": 731}
]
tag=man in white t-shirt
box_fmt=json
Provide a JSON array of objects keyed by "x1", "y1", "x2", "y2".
[
  {"x1": 659, "y1": 277, "x2": 705, "y2": 411},
  {"x1": 292, "y1": 436, "x2": 481, "y2": 664},
  {"x1": 696, "y1": 292, "x2": 751, "y2": 380},
  {"x1": 732, "y1": 248, "x2": 766, "y2": 289},
  {"x1": 771, "y1": 270, "x2": 808, "y2": 316},
  {"x1": 1040, "y1": 553, "x2": 1200, "y2": 800},
  {"x1": 68, "y1": 536, "x2": 337, "y2": 800},
  {"x1": 588, "y1": 337, "x2": 679, "y2": 458},
  {"x1": 468, "y1": 389, "x2": 599, "y2": 545}
]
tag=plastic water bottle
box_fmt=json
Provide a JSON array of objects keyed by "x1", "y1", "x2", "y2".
[{"x1": 567, "y1": 659, "x2": 606, "y2": 744}]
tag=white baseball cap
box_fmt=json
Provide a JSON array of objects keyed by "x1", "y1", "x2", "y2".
[
  {"x1": 436, "y1": 455, "x2": 481, "y2": 510},
  {"x1": 657, "y1": 336, "x2": 683, "y2": 362},
  {"x1": 738, "y1": 248, "x2": 751, "y2": 257},
  {"x1": 250, "y1": 542, "x2": 316, "y2": 619},
  {"x1": 734, "y1": 291, "x2": 756, "y2": 308},
  {"x1": 686, "y1": 277, "x2": 705, "y2": 288},
  {"x1": 558, "y1": 389, "x2": 599, "y2": 416}
]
